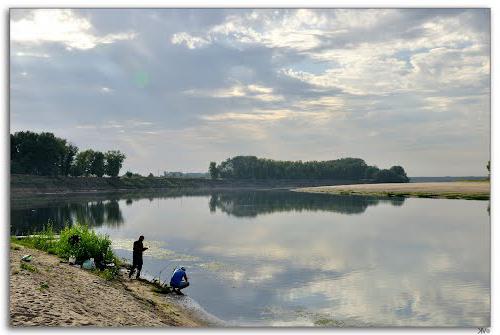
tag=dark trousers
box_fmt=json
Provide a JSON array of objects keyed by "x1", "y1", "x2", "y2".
[
  {"x1": 129, "y1": 254, "x2": 143, "y2": 278},
  {"x1": 170, "y1": 281, "x2": 189, "y2": 290}
]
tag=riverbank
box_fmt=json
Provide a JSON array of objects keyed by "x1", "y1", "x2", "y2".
[
  {"x1": 295, "y1": 181, "x2": 490, "y2": 200},
  {"x1": 10, "y1": 174, "x2": 365, "y2": 197},
  {"x1": 9, "y1": 244, "x2": 212, "y2": 327}
]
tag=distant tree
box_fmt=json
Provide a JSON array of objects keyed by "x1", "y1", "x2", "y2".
[
  {"x1": 90, "y1": 151, "x2": 105, "y2": 177},
  {"x1": 487, "y1": 161, "x2": 490, "y2": 174},
  {"x1": 124, "y1": 171, "x2": 133, "y2": 178},
  {"x1": 60, "y1": 144, "x2": 78, "y2": 176},
  {"x1": 73, "y1": 150, "x2": 95, "y2": 176},
  {"x1": 374, "y1": 169, "x2": 408, "y2": 183},
  {"x1": 365, "y1": 166, "x2": 380, "y2": 180},
  {"x1": 11, "y1": 131, "x2": 68, "y2": 176},
  {"x1": 148, "y1": 173, "x2": 154, "y2": 178},
  {"x1": 211, "y1": 156, "x2": 409, "y2": 183},
  {"x1": 209, "y1": 161, "x2": 219, "y2": 179},
  {"x1": 389, "y1": 165, "x2": 409, "y2": 182},
  {"x1": 104, "y1": 150, "x2": 126, "y2": 177}
]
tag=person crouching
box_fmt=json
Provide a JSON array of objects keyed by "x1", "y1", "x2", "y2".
[{"x1": 170, "y1": 266, "x2": 189, "y2": 295}]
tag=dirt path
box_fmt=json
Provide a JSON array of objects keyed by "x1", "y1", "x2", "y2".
[
  {"x1": 9, "y1": 245, "x2": 206, "y2": 327},
  {"x1": 295, "y1": 182, "x2": 490, "y2": 200}
]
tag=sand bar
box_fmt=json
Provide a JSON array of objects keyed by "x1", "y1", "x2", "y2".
[{"x1": 295, "y1": 182, "x2": 490, "y2": 200}]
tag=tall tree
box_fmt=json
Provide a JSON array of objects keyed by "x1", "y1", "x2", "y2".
[
  {"x1": 60, "y1": 144, "x2": 78, "y2": 176},
  {"x1": 73, "y1": 150, "x2": 95, "y2": 176},
  {"x1": 90, "y1": 151, "x2": 105, "y2": 177},
  {"x1": 11, "y1": 131, "x2": 68, "y2": 176},
  {"x1": 209, "y1": 161, "x2": 219, "y2": 179},
  {"x1": 104, "y1": 150, "x2": 126, "y2": 177}
]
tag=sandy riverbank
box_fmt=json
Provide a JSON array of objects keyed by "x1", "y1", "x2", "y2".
[
  {"x1": 295, "y1": 181, "x2": 490, "y2": 200},
  {"x1": 9, "y1": 244, "x2": 212, "y2": 327}
]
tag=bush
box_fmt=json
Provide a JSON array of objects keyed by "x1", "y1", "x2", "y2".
[
  {"x1": 57, "y1": 224, "x2": 114, "y2": 264},
  {"x1": 12, "y1": 223, "x2": 119, "y2": 280}
]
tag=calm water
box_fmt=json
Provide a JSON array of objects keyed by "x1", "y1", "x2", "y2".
[{"x1": 11, "y1": 190, "x2": 490, "y2": 327}]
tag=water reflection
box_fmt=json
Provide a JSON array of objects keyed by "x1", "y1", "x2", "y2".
[
  {"x1": 10, "y1": 200, "x2": 124, "y2": 235},
  {"x1": 208, "y1": 191, "x2": 405, "y2": 217},
  {"x1": 11, "y1": 190, "x2": 405, "y2": 234}
]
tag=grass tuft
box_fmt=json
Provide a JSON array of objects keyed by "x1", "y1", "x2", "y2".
[{"x1": 20, "y1": 262, "x2": 37, "y2": 273}]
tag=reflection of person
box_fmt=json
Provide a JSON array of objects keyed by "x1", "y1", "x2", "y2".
[
  {"x1": 129, "y1": 235, "x2": 148, "y2": 279},
  {"x1": 170, "y1": 266, "x2": 189, "y2": 295}
]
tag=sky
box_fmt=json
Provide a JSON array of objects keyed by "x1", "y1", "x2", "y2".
[{"x1": 9, "y1": 8, "x2": 490, "y2": 176}]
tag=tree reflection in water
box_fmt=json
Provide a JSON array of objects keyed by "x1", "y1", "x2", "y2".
[
  {"x1": 11, "y1": 200, "x2": 124, "y2": 235},
  {"x1": 11, "y1": 190, "x2": 405, "y2": 235},
  {"x1": 208, "y1": 190, "x2": 405, "y2": 217}
]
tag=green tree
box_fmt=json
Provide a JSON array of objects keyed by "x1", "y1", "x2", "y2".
[
  {"x1": 90, "y1": 151, "x2": 105, "y2": 177},
  {"x1": 11, "y1": 131, "x2": 68, "y2": 176},
  {"x1": 389, "y1": 165, "x2": 409, "y2": 182},
  {"x1": 212, "y1": 155, "x2": 409, "y2": 183},
  {"x1": 104, "y1": 150, "x2": 126, "y2": 177},
  {"x1": 209, "y1": 161, "x2": 219, "y2": 179},
  {"x1": 374, "y1": 169, "x2": 408, "y2": 183},
  {"x1": 365, "y1": 166, "x2": 380, "y2": 180},
  {"x1": 73, "y1": 150, "x2": 95, "y2": 176},
  {"x1": 60, "y1": 144, "x2": 78, "y2": 176}
]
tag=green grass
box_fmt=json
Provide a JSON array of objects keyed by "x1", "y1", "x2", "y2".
[
  {"x1": 38, "y1": 282, "x2": 49, "y2": 291},
  {"x1": 314, "y1": 317, "x2": 344, "y2": 327},
  {"x1": 12, "y1": 223, "x2": 121, "y2": 280},
  {"x1": 20, "y1": 262, "x2": 37, "y2": 272},
  {"x1": 93, "y1": 268, "x2": 120, "y2": 281}
]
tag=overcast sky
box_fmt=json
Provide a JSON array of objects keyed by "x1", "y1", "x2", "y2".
[{"x1": 10, "y1": 9, "x2": 490, "y2": 176}]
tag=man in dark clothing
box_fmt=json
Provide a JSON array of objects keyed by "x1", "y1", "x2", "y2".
[{"x1": 129, "y1": 235, "x2": 148, "y2": 279}]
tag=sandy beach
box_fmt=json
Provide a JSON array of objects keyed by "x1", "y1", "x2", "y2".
[
  {"x1": 295, "y1": 181, "x2": 490, "y2": 200},
  {"x1": 9, "y1": 244, "x2": 210, "y2": 327}
]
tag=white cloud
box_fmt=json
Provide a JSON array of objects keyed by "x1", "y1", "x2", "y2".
[
  {"x1": 171, "y1": 32, "x2": 211, "y2": 49},
  {"x1": 100, "y1": 87, "x2": 113, "y2": 94},
  {"x1": 201, "y1": 109, "x2": 334, "y2": 123},
  {"x1": 11, "y1": 9, "x2": 136, "y2": 50},
  {"x1": 184, "y1": 83, "x2": 284, "y2": 102},
  {"x1": 14, "y1": 51, "x2": 50, "y2": 58}
]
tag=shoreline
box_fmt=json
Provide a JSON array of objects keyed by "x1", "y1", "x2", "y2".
[
  {"x1": 9, "y1": 174, "x2": 376, "y2": 199},
  {"x1": 9, "y1": 244, "x2": 218, "y2": 327},
  {"x1": 294, "y1": 181, "x2": 490, "y2": 200}
]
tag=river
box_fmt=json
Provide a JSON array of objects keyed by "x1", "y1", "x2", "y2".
[{"x1": 10, "y1": 190, "x2": 490, "y2": 327}]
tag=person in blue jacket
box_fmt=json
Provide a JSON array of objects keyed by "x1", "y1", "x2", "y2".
[{"x1": 170, "y1": 266, "x2": 189, "y2": 295}]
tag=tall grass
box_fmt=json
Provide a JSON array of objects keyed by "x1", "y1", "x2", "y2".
[
  {"x1": 12, "y1": 223, "x2": 118, "y2": 267},
  {"x1": 57, "y1": 224, "x2": 115, "y2": 264}
]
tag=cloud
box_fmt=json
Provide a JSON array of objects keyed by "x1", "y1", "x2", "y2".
[
  {"x1": 171, "y1": 32, "x2": 211, "y2": 49},
  {"x1": 9, "y1": 9, "x2": 490, "y2": 175},
  {"x1": 11, "y1": 9, "x2": 136, "y2": 50},
  {"x1": 184, "y1": 83, "x2": 284, "y2": 102}
]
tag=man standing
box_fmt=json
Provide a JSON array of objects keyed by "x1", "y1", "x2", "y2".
[
  {"x1": 170, "y1": 266, "x2": 189, "y2": 295},
  {"x1": 129, "y1": 235, "x2": 148, "y2": 279}
]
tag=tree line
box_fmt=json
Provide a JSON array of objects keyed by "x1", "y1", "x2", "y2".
[
  {"x1": 209, "y1": 156, "x2": 409, "y2": 183},
  {"x1": 11, "y1": 131, "x2": 126, "y2": 177}
]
